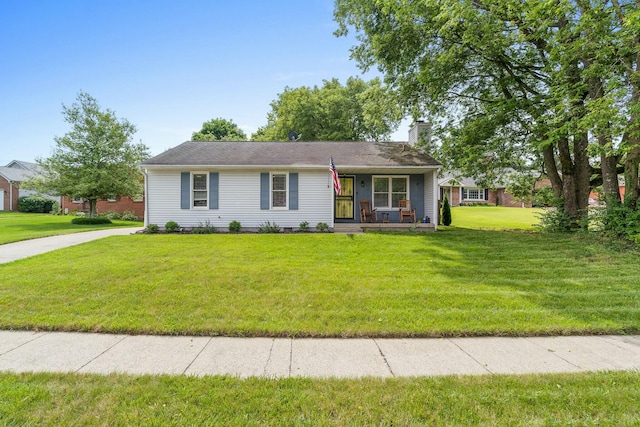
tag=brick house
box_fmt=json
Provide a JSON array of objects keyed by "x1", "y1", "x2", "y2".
[
  {"x1": 439, "y1": 174, "x2": 532, "y2": 207},
  {"x1": 0, "y1": 160, "x2": 58, "y2": 211},
  {"x1": 1, "y1": 159, "x2": 144, "y2": 218},
  {"x1": 60, "y1": 195, "x2": 145, "y2": 219}
]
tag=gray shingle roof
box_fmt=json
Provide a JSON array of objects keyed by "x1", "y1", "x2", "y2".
[
  {"x1": 142, "y1": 141, "x2": 441, "y2": 169},
  {"x1": 0, "y1": 160, "x2": 41, "y2": 182}
]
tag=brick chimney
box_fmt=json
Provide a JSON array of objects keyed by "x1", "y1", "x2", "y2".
[{"x1": 408, "y1": 120, "x2": 432, "y2": 146}]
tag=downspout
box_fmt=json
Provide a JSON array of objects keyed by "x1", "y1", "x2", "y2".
[
  {"x1": 433, "y1": 169, "x2": 440, "y2": 230},
  {"x1": 143, "y1": 168, "x2": 149, "y2": 227}
]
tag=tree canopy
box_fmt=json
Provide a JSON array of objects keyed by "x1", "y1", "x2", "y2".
[
  {"x1": 251, "y1": 77, "x2": 402, "y2": 141},
  {"x1": 192, "y1": 117, "x2": 247, "y2": 141},
  {"x1": 335, "y1": 0, "x2": 640, "y2": 227},
  {"x1": 30, "y1": 92, "x2": 149, "y2": 217}
]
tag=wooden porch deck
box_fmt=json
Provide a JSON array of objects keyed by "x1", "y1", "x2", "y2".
[{"x1": 333, "y1": 222, "x2": 436, "y2": 233}]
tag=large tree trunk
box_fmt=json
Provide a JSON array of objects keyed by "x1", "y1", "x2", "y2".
[
  {"x1": 88, "y1": 199, "x2": 98, "y2": 218},
  {"x1": 624, "y1": 61, "x2": 640, "y2": 209},
  {"x1": 557, "y1": 136, "x2": 580, "y2": 223},
  {"x1": 542, "y1": 143, "x2": 563, "y2": 199},
  {"x1": 589, "y1": 76, "x2": 621, "y2": 203},
  {"x1": 573, "y1": 131, "x2": 591, "y2": 216},
  {"x1": 625, "y1": 145, "x2": 640, "y2": 209}
]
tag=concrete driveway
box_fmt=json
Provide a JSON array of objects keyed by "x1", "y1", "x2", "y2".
[{"x1": 0, "y1": 227, "x2": 144, "y2": 264}]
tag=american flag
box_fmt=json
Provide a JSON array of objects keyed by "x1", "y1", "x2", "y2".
[{"x1": 330, "y1": 157, "x2": 342, "y2": 195}]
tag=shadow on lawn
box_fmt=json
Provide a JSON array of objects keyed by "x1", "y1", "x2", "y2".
[{"x1": 407, "y1": 228, "x2": 640, "y2": 335}]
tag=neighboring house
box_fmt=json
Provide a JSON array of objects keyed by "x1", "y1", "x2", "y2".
[
  {"x1": 439, "y1": 173, "x2": 530, "y2": 207},
  {"x1": 59, "y1": 195, "x2": 145, "y2": 218},
  {"x1": 0, "y1": 159, "x2": 144, "y2": 217},
  {"x1": 141, "y1": 139, "x2": 441, "y2": 230},
  {"x1": 0, "y1": 160, "x2": 59, "y2": 211}
]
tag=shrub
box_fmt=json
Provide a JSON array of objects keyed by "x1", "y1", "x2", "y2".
[
  {"x1": 120, "y1": 211, "x2": 139, "y2": 221},
  {"x1": 316, "y1": 222, "x2": 329, "y2": 232},
  {"x1": 71, "y1": 217, "x2": 112, "y2": 225},
  {"x1": 100, "y1": 211, "x2": 121, "y2": 220},
  {"x1": 228, "y1": 220, "x2": 242, "y2": 233},
  {"x1": 597, "y1": 200, "x2": 640, "y2": 242},
  {"x1": 535, "y1": 207, "x2": 574, "y2": 233},
  {"x1": 258, "y1": 220, "x2": 281, "y2": 233},
  {"x1": 298, "y1": 221, "x2": 310, "y2": 232},
  {"x1": 18, "y1": 195, "x2": 56, "y2": 213},
  {"x1": 145, "y1": 224, "x2": 160, "y2": 234},
  {"x1": 441, "y1": 195, "x2": 452, "y2": 226},
  {"x1": 532, "y1": 186, "x2": 556, "y2": 208},
  {"x1": 165, "y1": 221, "x2": 180, "y2": 232},
  {"x1": 192, "y1": 220, "x2": 217, "y2": 234}
]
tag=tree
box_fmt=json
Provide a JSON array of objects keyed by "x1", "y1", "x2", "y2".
[
  {"x1": 192, "y1": 117, "x2": 247, "y2": 141},
  {"x1": 251, "y1": 77, "x2": 402, "y2": 141},
  {"x1": 30, "y1": 92, "x2": 149, "y2": 218},
  {"x1": 335, "y1": 0, "x2": 640, "y2": 229},
  {"x1": 441, "y1": 194, "x2": 452, "y2": 226}
]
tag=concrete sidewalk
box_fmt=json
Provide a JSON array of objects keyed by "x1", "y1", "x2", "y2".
[
  {"x1": 0, "y1": 227, "x2": 144, "y2": 264},
  {"x1": 1, "y1": 331, "x2": 638, "y2": 378}
]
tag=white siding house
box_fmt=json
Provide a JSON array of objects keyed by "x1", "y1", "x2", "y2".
[{"x1": 141, "y1": 140, "x2": 441, "y2": 231}]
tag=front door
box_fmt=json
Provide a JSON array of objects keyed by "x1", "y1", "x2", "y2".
[{"x1": 335, "y1": 176, "x2": 354, "y2": 219}]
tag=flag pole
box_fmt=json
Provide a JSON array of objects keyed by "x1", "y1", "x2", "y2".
[{"x1": 330, "y1": 156, "x2": 334, "y2": 226}]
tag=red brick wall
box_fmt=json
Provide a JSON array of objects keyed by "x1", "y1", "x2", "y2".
[
  {"x1": 0, "y1": 178, "x2": 20, "y2": 211},
  {"x1": 442, "y1": 186, "x2": 532, "y2": 208},
  {"x1": 60, "y1": 195, "x2": 144, "y2": 219}
]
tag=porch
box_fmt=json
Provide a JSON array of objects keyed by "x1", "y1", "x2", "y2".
[{"x1": 333, "y1": 222, "x2": 436, "y2": 233}]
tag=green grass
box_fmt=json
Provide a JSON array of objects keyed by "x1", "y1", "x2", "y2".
[
  {"x1": 1, "y1": 231, "x2": 638, "y2": 337},
  {"x1": 1, "y1": 371, "x2": 638, "y2": 426},
  {"x1": 448, "y1": 206, "x2": 544, "y2": 230},
  {"x1": 0, "y1": 211, "x2": 143, "y2": 244}
]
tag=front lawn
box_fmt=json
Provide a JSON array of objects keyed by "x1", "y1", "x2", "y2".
[
  {"x1": 448, "y1": 206, "x2": 544, "y2": 230},
  {"x1": 0, "y1": 211, "x2": 143, "y2": 245},
  {"x1": 1, "y1": 230, "x2": 638, "y2": 337},
  {"x1": 1, "y1": 371, "x2": 638, "y2": 426}
]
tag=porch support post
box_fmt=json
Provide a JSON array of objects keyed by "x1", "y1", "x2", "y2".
[{"x1": 433, "y1": 169, "x2": 440, "y2": 230}]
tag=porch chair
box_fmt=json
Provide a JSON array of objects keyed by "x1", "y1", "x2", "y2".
[
  {"x1": 359, "y1": 200, "x2": 378, "y2": 223},
  {"x1": 399, "y1": 199, "x2": 416, "y2": 223}
]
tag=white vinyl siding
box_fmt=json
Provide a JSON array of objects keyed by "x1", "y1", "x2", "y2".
[{"x1": 146, "y1": 170, "x2": 332, "y2": 228}]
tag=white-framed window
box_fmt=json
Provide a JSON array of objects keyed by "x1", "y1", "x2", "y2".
[
  {"x1": 373, "y1": 176, "x2": 409, "y2": 209},
  {"x1": 192, "y1": 172, "x2": 208, "y2": 208},
  {"x1": 462, "y1": 188, "x2": 486, "y2": 201},
  {"x1": 107, "y1": 196, "x2": 117, "y2": 202},
  {"x1": 72, "y1": 197, "x2": 83, "y2": 203},
  {"x1": 271, "y1": 172, "x2": 288, "y2": 209}
]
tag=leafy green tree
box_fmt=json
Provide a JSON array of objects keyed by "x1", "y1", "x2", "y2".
[
  {"x1": 29, "y1": 92, "x2": 149, "y2": 218},
  {"x1": 506, "y1": 173, "x2": 538, "y2": 208},
  {"x1": 192, "y1": 117, "x2": 247, "y2": 141},
  {"x1": 251, "y1": 77, "x2": 402, "y2": 141},
  {"x1": 441, "y1": 195, "x2": 452, "y2": 226},
  {"x1": 335, "y1": 0, "x2": 640, "y2": 228}
]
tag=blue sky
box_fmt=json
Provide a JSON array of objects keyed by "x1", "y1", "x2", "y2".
[{"x1": 0, "y1": 0, "x2": 410, "y2": 163}]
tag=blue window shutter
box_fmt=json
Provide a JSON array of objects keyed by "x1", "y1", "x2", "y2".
[
  {"x1": 289, "y1": 173, "x2": 298, "y2": 210},
  {"x1": 260, "y1": 173, "x2": 269, "y2": 210},
  {"x1": 180, "y1": 172, "x2": 190, "y2": 209},
  {"x1": 209, "y1": 172, "x2": 219, "y2": 209}
]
